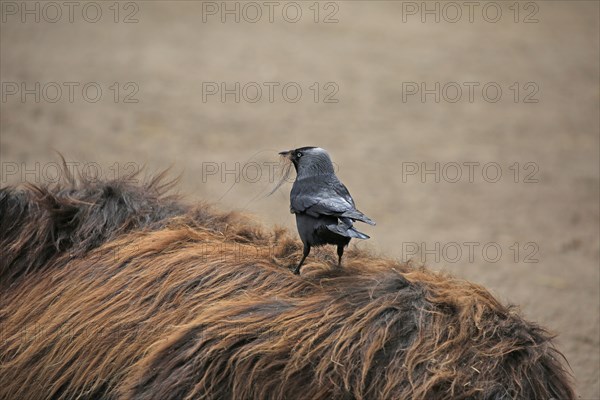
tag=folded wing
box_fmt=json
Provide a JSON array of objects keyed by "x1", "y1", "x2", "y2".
[{"x1": 291, "y1": 176, "x2": 376, "y2": 226}]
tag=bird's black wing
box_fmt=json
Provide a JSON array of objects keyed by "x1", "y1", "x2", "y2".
[
  {"x1": 291, "y1": 176, "x2": 375, "y2": 225},
  {"x1": 290, "y1": 176, "x2": 351, "y2": 214}
]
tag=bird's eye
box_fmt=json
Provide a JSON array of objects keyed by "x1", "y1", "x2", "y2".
[{"x1": 296, "y1": 152, "x2": 302, "y2": 158}]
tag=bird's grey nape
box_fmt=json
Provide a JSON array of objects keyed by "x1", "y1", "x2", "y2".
[{"x1": 296, "y1": 149, "x2": 335, "y2": 179}]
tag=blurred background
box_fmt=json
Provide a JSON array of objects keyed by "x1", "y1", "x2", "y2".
[{"x1": 1, "y1": 1, "x2": 598, "y2": 397}]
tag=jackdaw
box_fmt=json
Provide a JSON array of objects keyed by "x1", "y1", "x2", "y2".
[{"x1": 278, "y1": 147, "x2": 375, "y2": 274}]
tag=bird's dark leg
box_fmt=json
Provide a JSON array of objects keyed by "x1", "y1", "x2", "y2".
[
  {"x1": 337, "y1": 244, "x2": 344, "y2": 267},
  {"x1": 293, "y1": 244, "x2": 310, "y2": 275}
]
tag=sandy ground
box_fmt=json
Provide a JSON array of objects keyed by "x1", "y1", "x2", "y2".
[{"x1": 1, "y1": 1, "x2": 599, "y2": 397}]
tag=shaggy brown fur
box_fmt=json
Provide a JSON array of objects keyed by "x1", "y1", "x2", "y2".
[{"x1": 0, "y1": 171, "x2": 576, "y2": 400}]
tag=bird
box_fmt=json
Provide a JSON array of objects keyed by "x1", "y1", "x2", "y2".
[{"x1": 278, "y1": 147, "x2": 375, "y2": 274}]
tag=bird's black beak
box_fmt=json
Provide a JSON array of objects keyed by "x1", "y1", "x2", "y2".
[{"x1": 279, "y1": 150, "x2": 292, "y2": 158}]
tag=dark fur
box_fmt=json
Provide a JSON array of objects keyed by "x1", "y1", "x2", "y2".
[
  {"x1": 0, "y1": 166, "x2": 184, "y2": 286},
  {"x1": 0, "y1": 169, "x2": 576, "y2": 400}
]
